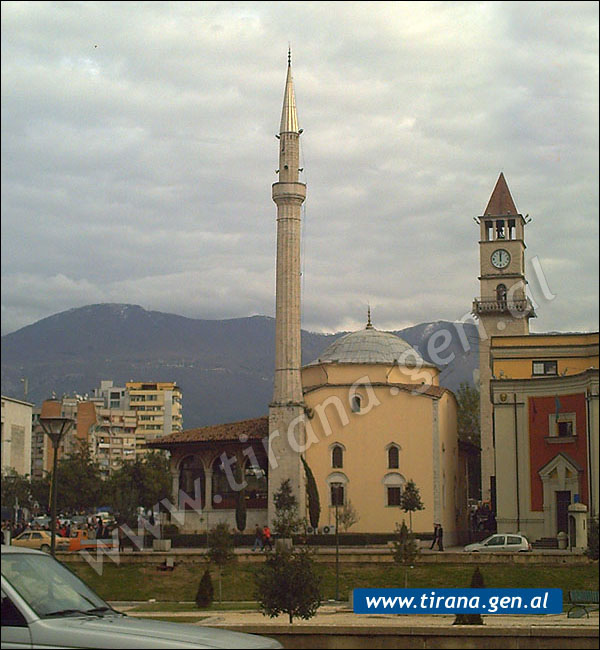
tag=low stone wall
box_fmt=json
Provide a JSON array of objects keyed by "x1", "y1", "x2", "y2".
[
  {"x1": 209, "y1": 623, "x2": 599, "y2": 649},
  {"x1": 59, "y1": 547, "x2": 592, "y2": 566}
]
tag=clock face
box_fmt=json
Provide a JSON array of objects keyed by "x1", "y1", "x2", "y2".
[{"x1": 491, "y1": 249, "x2": 511, "y2": 269}]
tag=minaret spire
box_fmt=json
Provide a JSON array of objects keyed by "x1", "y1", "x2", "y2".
[
  {"x1": 268, "y1": 54, "x2": 307, "y2": 525},
  {"x1": 279, "y1": 51, "x2": 300, "y2": 136}
]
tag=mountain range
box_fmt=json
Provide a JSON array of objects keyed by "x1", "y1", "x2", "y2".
[{"x1": 1, "y1": 304, "x2": 479, "y2": 428}]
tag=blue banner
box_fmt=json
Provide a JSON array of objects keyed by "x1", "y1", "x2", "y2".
[{"x1": 353, "y1": 588, "x2": 562, "y2": 614}]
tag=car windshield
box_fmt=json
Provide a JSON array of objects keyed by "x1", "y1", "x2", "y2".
[{"x1": 2, "y1": 552, "x2": 110, "y2": 618}]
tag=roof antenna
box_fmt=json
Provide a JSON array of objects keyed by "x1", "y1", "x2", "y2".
[
  {"x1": 288, "y1": 44, "x2": 292, "y2": 66},
  {"x1": 366, "y1": 304, "x2": 373, "y2": 329}
]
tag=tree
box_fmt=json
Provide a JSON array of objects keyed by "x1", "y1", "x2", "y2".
[
  {"x1": 453, "y1": 567, "x2": 485, "y2": 625},
  {"x1": 400, "y1": 480, "x2": 424, "y2": 532},
  {"x1": 207, "y1": 522, "x2": 235, "y2": 602},
  {"x1": 301, "y1": 456, "x2": 320, "y2": 530},
  {"x1": 586, "y1": 518, "x2": 599, "y2": 560},
  {"x1": 391, "y1": 520, "x2": 419, "y2": 587},
  {"x1": 456, "y1": 383, "x2": 480, "y2": 445},
  {"x1": 337, "y1": 500, "x2": 359, "y2": 532},
  {"x1": 53, "y1": 442, "x2": 102, "y2": 513},
  {"x1": 1, "y1": 470, "x2": 33, "y2": 516},
  {"x1": 195, "y1": 567, "x2": 214, "y2": 608},
  {"x1": 30, "y1": 475, "x2": 51, "y2": 514},
  {"x1": 235, "y1": 464, "x2": 247, "y2": 532},
  {"x1": 273, "y1": 479, "x2": 303, "y2": 539},
  {"x1": 255, "y1": 545, "x2": 321, "y2": 623},
  {"x1": 107, "y1": 451, "x2": 172, "y2": 526}
]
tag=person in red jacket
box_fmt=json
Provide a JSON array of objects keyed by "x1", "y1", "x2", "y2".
[{"x1": 262, "y1": 525, "x2": 273, "y2": 551}]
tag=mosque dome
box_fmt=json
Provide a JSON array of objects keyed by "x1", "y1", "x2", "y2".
[{"x1": 308, "y1": 320, "x2": 436, "y2": 368}]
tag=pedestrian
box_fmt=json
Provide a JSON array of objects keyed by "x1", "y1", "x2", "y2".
[
  {"x1": 429, "y1": 523, "x2": 439, "y2": 550},
  {"x1": 252, "y1": 524, "x2": 263, "y2": 551},
  {"x1": 118, "y1": 524, "x2": 126, "y2": 553},
  {"x1": 437, "y1": 524, "x2": 444, "y2": 551},
  {"x1": 262, "y1": 525, "x2": 273, "y2": 551}
]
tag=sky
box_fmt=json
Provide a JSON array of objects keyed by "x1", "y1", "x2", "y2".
[{"x1": 1, "y1": 1, "x2": 598, "y2": 337}]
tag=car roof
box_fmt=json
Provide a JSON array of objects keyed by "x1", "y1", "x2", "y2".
[{"x1": 1, "y1": 545, "x2": 46, "y2": 555}]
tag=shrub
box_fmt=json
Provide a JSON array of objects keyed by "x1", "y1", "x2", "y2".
[
  {"x1": 255, "y1": 545, "x2": 321, "y2": 623},
  {"x1": 453, "y1": 567, "x2": 485, "y2": 625},
  {"x1": 586, "y1": 518, "x2": 599, "y2": 560},
  {"x1": 195, "y1": 568, "x2": 214, "y2": 608}
]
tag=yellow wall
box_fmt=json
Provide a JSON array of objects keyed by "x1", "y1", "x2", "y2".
[
  {"x1": 492, "y1": 333, "x2": 599, "y2": 380},
  {"x1": 302, "y1": 361, "x2": 458, "y2": 536}
]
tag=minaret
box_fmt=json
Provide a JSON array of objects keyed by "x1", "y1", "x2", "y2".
[
  {"x1": 473, "y1": 173, "x2": 535, "y2": 508},
  {"x1": 268, "y1": 52, "x2": 307, "y2": 524}
]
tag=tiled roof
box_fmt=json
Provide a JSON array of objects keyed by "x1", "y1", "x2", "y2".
[
  {"x1": 483, "y1": 172, "x2": 519, "y2": 216},
  {"x1": 147, "y1": 416, "x2": 268, "y2": 448}
]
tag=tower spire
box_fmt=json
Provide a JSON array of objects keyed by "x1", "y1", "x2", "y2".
[{"x1": 484, "y1": 172, "x2": 518, "y2": 216}]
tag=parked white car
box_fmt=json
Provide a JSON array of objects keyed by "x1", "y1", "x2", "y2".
[
  {"x1": 1, "y1": 545, "x2": 282, "y2": 649},
  {"x1": 464, "y1": 533, "x2": 531, "y2": 553}
]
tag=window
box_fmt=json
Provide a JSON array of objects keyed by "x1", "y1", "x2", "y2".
[
  {"x1": 331, "y1": 445, "x2": 344, "y2": 468},
  {"x1": 387, "y1": 486, "x2": 402, "y2": 506},
  {"x1": 532, "y1": 360, "x2": 558, "y2": 376},
  {"x1": 350, "y1": 395, "x2": 361, "y2": 413},
  {"x1": 558, "y1": 421, "x2": 573, "y2": 437},
  {"x1": 388, "y1": 446, "x2": 399, "y2": 469},
  {"x1": 485, "y1": 535, "x2": 505, "y2": 546},
  {"x1": 496, "y1": 284, "x2": 507, "y2": 304},
  {"x1": 331, "y1": 483, "x2": 345, "y2": 506},
  {"x1": 550, "y1": 413, "x2": 576, "y2": 439},
  {"x1": 495, "y1": 220, "x2": 505, "y2": 239},
  {"x1": 485, "y1": 220, "x2": 493, "y2": 241},
  {"x1": 507, "y1": 536, "x2": 522, "y2": 545},
  {"x1": 1, "y1": 591, "x2": 28, "y2": 627},
  {"x1": 508, "y1": 219, "x2": 516, "y2": 240}
]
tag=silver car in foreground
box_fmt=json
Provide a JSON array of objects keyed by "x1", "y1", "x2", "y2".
[
  {"x1": 1, "y1": 546, "x2": 282, "y2": 649},
  {"x1": 463, "y1": 533, "x2": 532, "y2": 553}
]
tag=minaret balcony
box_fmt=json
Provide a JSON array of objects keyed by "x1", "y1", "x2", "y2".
[{"x1": 473, "y1": 297, "x2": 536, "y2": 317}]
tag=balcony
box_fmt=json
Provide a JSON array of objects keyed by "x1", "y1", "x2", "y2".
[{"x1": 473, "y1": 297, "x2": 536, "y2": 317}]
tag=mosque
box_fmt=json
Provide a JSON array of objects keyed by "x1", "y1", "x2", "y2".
[{"x1": 149, "y1": 55, "x2": 483, "y2": 544}]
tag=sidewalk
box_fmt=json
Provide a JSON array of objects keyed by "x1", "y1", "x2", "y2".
[{"x1": 110, "y1": 601, "x2": 599, "y2": 628}]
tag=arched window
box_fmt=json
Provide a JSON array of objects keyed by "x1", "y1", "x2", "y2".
[
  {"x1": 327, "y1": 472, "x2": 348, "y2": 507},
  {"x1": 383, "y1": 473, "x2": 406, "y2": 507},
  {"x1": 331, "y1": 445, "x2": 344, "y2": 468},
  {"x1": 331, "y1": 482, "x2": 345, "y2": 506},
  {"x1": 496, "y1": 284, "x2": 507, "y2": 306},
  {"x1": 350, "y1": 395, "x2": 361, "y2": 413},
  {"x1": 388, "y1": 445, "x2": 399, "y2": 469},
  {"x1": 211, "y1": 455, "x2": 238, "y2": 509},
  {"x1": 244, "y1": 450, "x2": 268, "y2": 509},
  {"x1": 178, "y1": 456, "x2": 205, "y2": 509}
]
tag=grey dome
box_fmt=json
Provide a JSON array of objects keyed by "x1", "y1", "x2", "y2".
[{"x1": 308, "y1": 326, "x2": 436, "y2": 367}]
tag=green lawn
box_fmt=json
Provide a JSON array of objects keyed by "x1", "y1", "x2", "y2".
[{"x1": 65, "y1": 560, "x2": 598, "y2": 605}]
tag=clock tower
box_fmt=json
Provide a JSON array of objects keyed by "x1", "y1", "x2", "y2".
[{"x1": 473, "y1": 173, "x2": 535, "y2": 507}]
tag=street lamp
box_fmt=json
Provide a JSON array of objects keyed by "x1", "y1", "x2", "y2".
[{"x1": 39, "y1": 416, "x2": 74, "y2": 556}]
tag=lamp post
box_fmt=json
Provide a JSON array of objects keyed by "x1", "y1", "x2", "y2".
[{"x1": 39, "y1": 416, "x2": 74, "y2": 556}]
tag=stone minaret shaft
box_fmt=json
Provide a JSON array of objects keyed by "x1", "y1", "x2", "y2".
[
  {"x1": 268, "y1": 55, "x2": 307, "y2": 525},
  {"x1": 272, "y1": 59, "x2": 306, "y2": 406}
]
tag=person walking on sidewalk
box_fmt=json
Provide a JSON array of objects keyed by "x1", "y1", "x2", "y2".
[
  {"x1": 262, "y1": 525, "x2": 273, "y2": 551},
  {"x1": 429, "y1": 523, "x2": 439, "y2": 550},
  {"x1": 252, "y1": 524, "x2": 263, "y2": 551},
  {"x1": 436, "y1": 524, "x2": 444, "y2": 551}
]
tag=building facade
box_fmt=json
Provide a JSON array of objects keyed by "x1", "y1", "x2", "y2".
[
  {"x1": 490, "y1": 333, "x2": 599, "y2": 544},
  {"x1": 1, "y1": 395, "x2": 33, "y2": 476}
]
